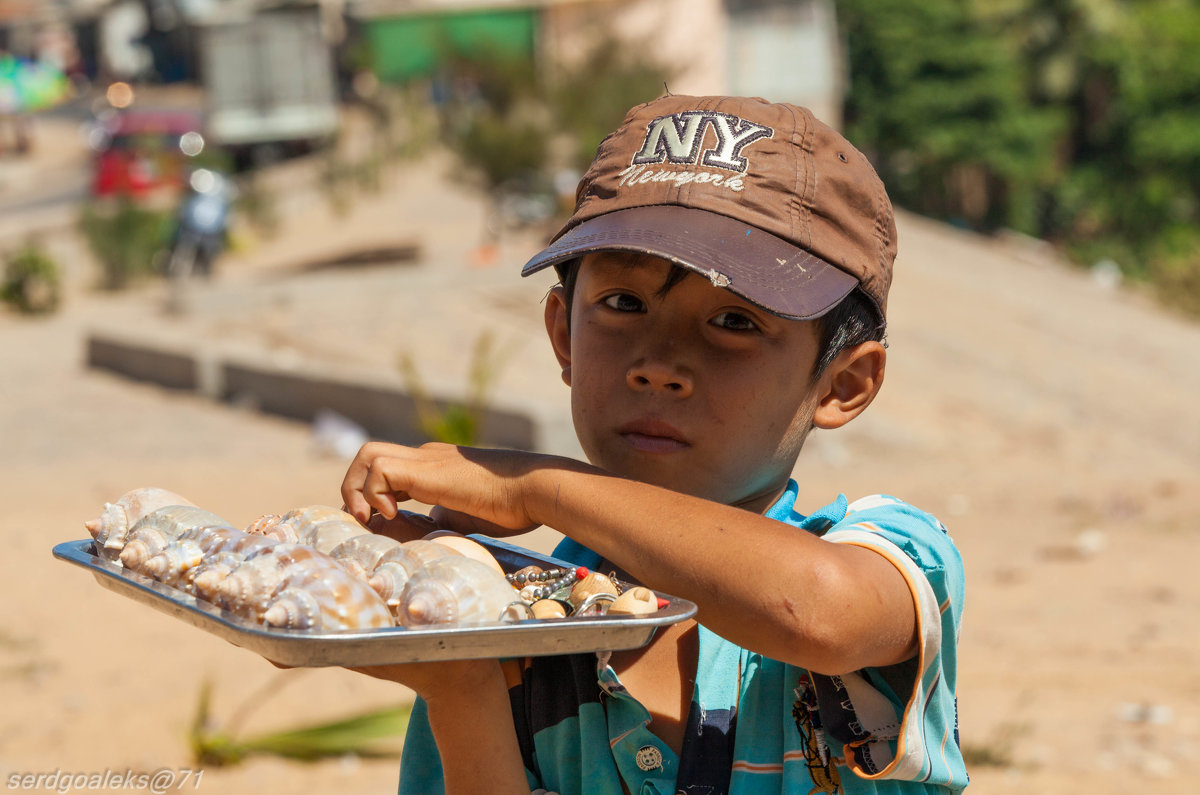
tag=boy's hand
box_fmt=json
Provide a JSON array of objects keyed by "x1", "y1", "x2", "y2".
[{"x1": 341, "y1": 442, "x2": 544, "y2": 535}]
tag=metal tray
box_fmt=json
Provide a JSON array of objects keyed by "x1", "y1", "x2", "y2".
[{"x1": 53, "y1": 537, "x2": 696, "y2": 667}]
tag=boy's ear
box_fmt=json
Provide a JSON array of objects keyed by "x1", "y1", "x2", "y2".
[
  {"x1": 812, "y1": 341, "x2": 886, "y2": 430},
  {"x1": 544, "y1": 285, "x2": 572, "y2": 386}
]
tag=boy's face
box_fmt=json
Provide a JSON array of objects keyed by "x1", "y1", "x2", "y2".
[{"x1": 548, "y1": 252, "x2": 826, "y2": 513}]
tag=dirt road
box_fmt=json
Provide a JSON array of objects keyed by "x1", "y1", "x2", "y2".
[{"x1": 1, "y1": 117, "x2": 1197, "y2": 793}]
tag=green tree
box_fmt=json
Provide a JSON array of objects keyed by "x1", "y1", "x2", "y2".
[
  {"x1": 838, "y1": 0, "x2": 1062, "y2": 232},
  {"x1": 1053, "y1": 1, "x2": 1200, "y2": 293}
]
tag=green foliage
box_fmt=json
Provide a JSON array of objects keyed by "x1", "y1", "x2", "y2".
[
  {"x1": 839, "y1": 0, "x2": 1200, "y2": 316},
  {"x1": 457, "y1": 111, "x2": 550, "y2": 190},
  {"x1": 839, "y1": 0, "x2": 1063, "y2": 232},
  {"x1": 190, "y1": 678, "x2": 409, "y2": 767},
  {"x1": 77, "y1": 199, "x2": 172, "y2": 290},
  {"x1": 549, "y1": 34, "x2": 678, "y2": 172},
  {"x1": 427, "y1": 32, "x2": 672, "y2": 192},
  {"x1": 1, "y1": 242, "x2": 61, "y2": 314}
]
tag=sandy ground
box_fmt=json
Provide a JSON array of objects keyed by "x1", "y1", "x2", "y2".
[{"x1": 1, "y1": 114, "x2": 1198, "y2": 794}]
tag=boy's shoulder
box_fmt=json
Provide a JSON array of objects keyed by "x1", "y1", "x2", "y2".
[{"x1": 782, "y1": 489, "x2": 965, "y2": 615}]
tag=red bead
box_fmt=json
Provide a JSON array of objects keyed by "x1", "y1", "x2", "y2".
[{"x1": 576, "y1": 566, "x2": 589, "y2": 579}]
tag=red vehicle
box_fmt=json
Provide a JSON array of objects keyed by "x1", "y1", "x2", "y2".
[{"x1": 90, "y1": 110, "x2": 207, "y2": 197}]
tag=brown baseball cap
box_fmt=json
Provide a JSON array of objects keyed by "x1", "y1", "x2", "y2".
[{"x1": 521, "y1": 95, "x2": 897, "y2": 321}]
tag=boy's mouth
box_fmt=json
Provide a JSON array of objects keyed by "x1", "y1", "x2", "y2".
[{"x1": 618, "y1": 420, "x2": 689, "y2": 453}]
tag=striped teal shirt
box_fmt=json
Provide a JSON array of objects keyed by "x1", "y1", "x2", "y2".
[{"x1": 397, "y1": 481, "x2": 967, "y2": 794}]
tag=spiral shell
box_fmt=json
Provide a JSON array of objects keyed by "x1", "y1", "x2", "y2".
[
  {"x1": 85, "y1": 487, "x2": 196, "y2": 560},
  {"x1": 268, "y1": 505, "x2": 369, "y2": 553},
  {"x1": 117, "y1": 506, "x2": 234, "y2": 571},
  {"x1": 424, "y1": 531, "x2": 505, "y2": 576},
  {"x1": 218, "y1": 544, "x2": 341, "y2": 620},
  {"x1": 367, "y1": 540, "x2": 462, "y2": 608},
  {"x1": 396, "y1": 556, "x2": 526, "y2": 627},
  {"x1": 123, "y1": 523, "x2": 238, "y2": 575},
  {"x1": 189, "y1": 551, "x2": 248, "y2": 602},
  {"x1": 262, "y1": 567, "x2": 393, "y2": 631},
  {"x1": 140, "y1": 539, "x2": 207, "y2": 586},
  {"x1": 137, "y1": 526, "x2": 270, "y2": 587},
  {"x1": 329, "y1": 534, "x2": 402, "y2": 581},
  {"x1": 244, "y1": 513, "x2": 283, "y2": 535}
]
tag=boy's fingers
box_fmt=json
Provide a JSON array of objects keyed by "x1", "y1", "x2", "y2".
[
  {"x1": 362, "y1": 460, "x2": 410, "y2": 520},
  {"x1": 341, "y1": 443, "x2": 413, "y2": 522}
]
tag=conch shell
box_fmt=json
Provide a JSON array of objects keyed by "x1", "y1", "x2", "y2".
[
  {"x1": 243, "y1": 513, "x2": 282, "y2": 535},
  {"x1": 368, "y1": 539, "x2": 462, "y2": 611},
  {"x1": 329, "y1": 534, "x2": 402, "y2": 581},
  {"x1": 190, "y1": 551, "x2": 253, "y2": 603},
  {"x1": 85, "y1": 487, "x2": 196, "y2": 560},
  {"x1": 117, "y1": 505, "x2": 234, "y2": 571},
  {"x1": 218, "y1": 544, "x2": 343, "y2": 620},
  {"x1": 424, "y1": 530, "x2": 505, "y2": 576},
  {"x1": 262, "y1": 566, "x2": 393, "y2": 631},
  {"x1": 262, "y1": 505, "x2": 369, "y2": 553},
  {"x1": 137, "y1": 526, "x2": 272, "y2": 586},
  {"x1": 396, "y1": 556, "x2": 526, "y2": 627}
]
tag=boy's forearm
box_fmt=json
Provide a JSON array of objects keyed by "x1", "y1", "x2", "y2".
[
  {"x1": 422, "y1": 661, "x2": 530, "y2": 795},
  {"x1": 522, "y1": 461, "x2": 917, "y2": 674}
]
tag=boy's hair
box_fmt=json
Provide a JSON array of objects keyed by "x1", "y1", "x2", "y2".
[{"x1": 555, "y1": 260, "x2": 885, "y2": 379}]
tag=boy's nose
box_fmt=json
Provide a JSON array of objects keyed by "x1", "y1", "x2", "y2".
[{"x1": 626, "y1": 360, "x2": 694, "y2": 397}]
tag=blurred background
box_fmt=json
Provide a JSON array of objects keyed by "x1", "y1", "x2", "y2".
[{"x1": 1, "y1": 1, "x2": 1198, "y2": 794}]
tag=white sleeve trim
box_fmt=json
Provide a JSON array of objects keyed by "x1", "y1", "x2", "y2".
[{"x1": 823, "y1": 526, "x2": 943, "y2": 781}]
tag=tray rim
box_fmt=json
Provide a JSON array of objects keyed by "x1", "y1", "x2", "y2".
[{"x1": 52, "y1": 537, "x2": 697, "y2": 666}]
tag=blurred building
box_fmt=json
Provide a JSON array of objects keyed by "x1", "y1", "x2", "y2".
[{"x1": 349, "y1": 0, "x2": 843, "y2": 126}]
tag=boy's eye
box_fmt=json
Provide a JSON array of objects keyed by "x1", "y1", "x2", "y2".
[
  {"x1": 602, "y1": 293, "x2": 644, "y2": 313},
  {"x1": 712, "y1": 311, "x2": 758, "y2": 332}
]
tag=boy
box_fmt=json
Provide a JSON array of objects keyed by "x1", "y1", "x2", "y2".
[{"x1": 341, "y1": 95, "x2": 966, "y2": 794}]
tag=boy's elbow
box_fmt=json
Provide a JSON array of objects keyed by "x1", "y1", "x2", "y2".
[{"x1": 771, "y1": 561, "x2": 917, "y2": 675}]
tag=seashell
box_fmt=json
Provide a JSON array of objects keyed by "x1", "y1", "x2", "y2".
[
  {"x1": 189, "y1": 551, "x2": 248, "y2": 602},
  {"x1": 262, "y1": 567, "x2": 393, "y2": 631},
  {"x1": 330, "y1": 534, "x2": 402, "y2": 580},
  {"x1": 205, "y1": 529, "x2": 277, "y2": 558},
  {"x1": 140, "y1": 526, "x2": 275, "y2": 588},
  {"x1": 117, "y1": 505, "x2": 234, "y2": 570},
  {"x1": 424, "y1": 530, "x2": 505, "y2": 576},
  {"x1": 140, "y1": 539, "x2": 207, "y2": 585},
  {"x1": 607, "y1": 586, "x2": 660, "y2": 616},
  {"x1": 218, "y1": 544, "x2": 343, "y2": 620},
  {"x1": 529, "y1": 599, "x2": 570, "y2": 619},
  {"x1": 270, "y1": 505, "x2": 369, "y2": 553},
  {"x1": 85, "y1": 487, "x2": 196, "y2": 560},
  {"x1": 568, "y1": 572, "x2": 620, "y2": 610},
  {"x1": 244, "y1": 513, "x2": 283, "y2": 535},
  {"x1": 396, "y1": 557, "x2": 527, "y2": 627},
  {"x1": 368, "y1": 540, "x2": 462, "y2": 610}
]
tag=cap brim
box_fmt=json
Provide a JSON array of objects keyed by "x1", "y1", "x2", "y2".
[{"x1": 521, "y1": 206, "x2": 858, "y2": 320}]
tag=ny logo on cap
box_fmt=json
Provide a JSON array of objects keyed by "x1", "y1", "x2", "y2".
[{"x1": 632, "y1": 112, "x2": 773, "y2": 174}]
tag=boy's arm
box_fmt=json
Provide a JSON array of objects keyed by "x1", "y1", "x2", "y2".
[
  {"x1": 349, "y1": 659, "x2": 530, "y2": 795},
  {"x1": 343, "y1": 443, "x2": 917, "y2": 675}
]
